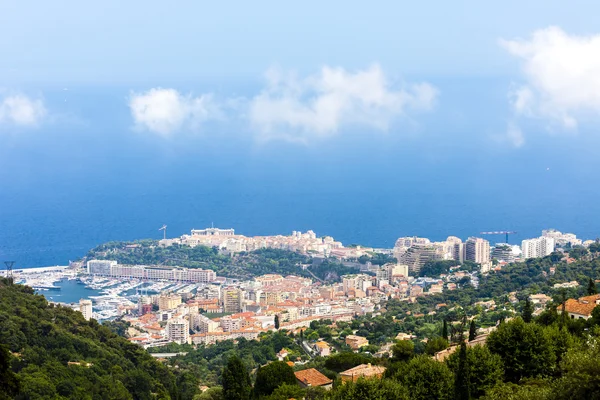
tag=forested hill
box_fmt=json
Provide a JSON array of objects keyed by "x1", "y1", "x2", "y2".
[
  {"x1": 85, "y1": 241, "x2": 361, "y2": 281},
  {"x1": 0, "y1": 279, "x2": 177, "y2": 399}
]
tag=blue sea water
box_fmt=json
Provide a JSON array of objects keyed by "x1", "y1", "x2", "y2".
[
  {"x1": 1, "y1": 78, "x2": 600, "y2": 268},
  {"x1": 39, "y1": 279, "x2": 102, "y2": 304}
]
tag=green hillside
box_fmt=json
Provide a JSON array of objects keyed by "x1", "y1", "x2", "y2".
[{"x1": 0, "y1": 279, "x2": 177, "y2": 400}]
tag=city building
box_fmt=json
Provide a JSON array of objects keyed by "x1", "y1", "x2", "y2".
[
  {"x1": 491, "y1": 244, "x2": 518, "y2": 263},
  {"x1": 521, "y1": 236, "x2": 555, "y2": 259},
  {"x1": 345, "y1": 335, "x2": 369, "y2": 351},
  {"x1": 158, "y1": 294, "x2": 182, "y2": 310},
  {"x1": 191, "y1": 228, "x2": 235, "y2": 236},
  {"x1": 191, "y1": 314, "x2": 219, "y2": 333},
  {"x1": 79, "y1": 299, "x2": 93, "y2": 321},
  {"x1": 87, "y1": 260, "x2": 117, "y2": 275},
  {"x1": 295, "y1": 368, "x2": 333, "y2": 390},
  {"x1": 222, "y1": 287, "x2": 244, "y2": 313},
  {"x1": 465, "y1": 237, "x2": 490, "y2": 265},
  {"x1": 399, "y1": 244, "x2": 441, "y2": 274},
  {"x1": 542, "y1": 229, "x2": 582, "y2": 247},
  {"x1": 166, "y1": 318, "x2": 190, "y2": 344},
  {"x1": 138, "y1": 296, "x2": 153, "y2": 315},
  {"x1": 340, "y1": 364, "x2": 386, "y2": 383},
  {"x1": 86, "y1": 260, "x2": 216, "y2": 283}
]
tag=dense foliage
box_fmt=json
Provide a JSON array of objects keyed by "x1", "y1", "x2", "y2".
[{"x1": 0, "y1": 279, "x2": 177, "y2": 400}]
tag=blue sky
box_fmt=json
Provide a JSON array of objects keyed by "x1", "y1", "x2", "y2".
[{"x1": 1, "y1": 1, "x2": 599, "y2": 84}]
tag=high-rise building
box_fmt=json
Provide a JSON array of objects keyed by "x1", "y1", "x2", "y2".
[
  {"x1": 522, "y1": 237, "x2": 555, "y2": 259},
  {"x1": 222, "y1": 287, "x2": 244, "y2": 313},
  {"x1": 465, "y1": 237, "x2": 490, "y2": 264},
  {"x1": 399, "y1": 244, "x2": 441, "y2": 274},
  {"x1": 167, "y1": 318, "x2": 189, "y2": 344},
  {"x1": 491, "y1": 244, "x2": 515, "y2": 262},
  {"x1": 446, "y1": 236, "x2": 465, "y2": 263},
  {"x1": 79, "y1": 299, "x2": 93, "y2": 321}
]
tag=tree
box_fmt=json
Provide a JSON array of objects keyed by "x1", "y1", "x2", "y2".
[
  {"x1": 0, "y1": 345, "x2": 20, "y2": 400},
  {"x1": 222, "y1": 356, "x2": 251, "y2": 400},
  {"x1": 425, "y1": 337, "x2": 449, "y2": 356},
  {"x1": 446, "y1": 344, "x2": 504, "y2": 399},
  {"x1": 328, "y1": 377, "x2": 409, "y2": 400},
  {"x1": 481, "y1": 382, "x2": 551, "y2": 400},
  {"x1": 274, "y1": 315, "x2": 280, "y2": 330},
  {"x1": 486, "y1": 318, "x2": 556, "y2": 382},
  {"x1": 265, "y1": 383, "x2": 305, "y2": 400},
  {"x1": 454, "y1": 342, "x2": 471, "y2": 400},
  {"x1": 523, "y1": 298, "x2": 533, "y2": 323},
  {"x1": 391, "y1": 340, "x2": 414, "y2": 362},
  {"x1": 393, "y1": 355, "x2": 454, "y2": 400},
  {"x1": 195, "y1": 387, "x2": 224, "y2": 400},
  {"x1": 253, "y1": 361, "x2": 296, "y2": 398},
  {"x1": 468, "y1": 320, "x2": 477, "y2": 342},
  {"x1": 551, "y1": 337, "x2": 600, "y2": 399},
  {"x1": 588, "y1": 278, "x2": 598, "y2": 295},
  {"x1": 442, "y1": 320, "x2": 449, "y2": 340}
]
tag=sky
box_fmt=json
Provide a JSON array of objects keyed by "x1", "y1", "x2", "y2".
[{"x1": 2, "y1": 1, "x2": 600, "y2": 266}]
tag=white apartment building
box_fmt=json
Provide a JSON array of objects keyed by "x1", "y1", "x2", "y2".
[
  {"x1": 86, "y1": 260, "x2": 216, "y2": 283},
  {"x1": 542, "y1": 229, "x2": 582, "y2": 247},
  {"x1": 79, "y1": 299, "x2": 93, "y2": 321},
  {"x1": 87, "y1": 260, "x2": 117, "y2": 275},
  {"x1": 167, "y1": 318, "x2": 189, "y2": 344},
  {"x1": 191, "y1": 314, "x2": 219, "y2": 333},
  {"x1": 522, "y1": 237, "x2": 555, "y2": 259},
  {"x1": 465, "y1": 237, "x2": 490, "y2": 265}
]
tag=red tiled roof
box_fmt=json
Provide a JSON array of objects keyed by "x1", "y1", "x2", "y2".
[{"x1": 295, "y1": 368, "x2": 332, "y2": 387}]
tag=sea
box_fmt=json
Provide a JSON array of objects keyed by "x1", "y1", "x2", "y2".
[
  {"x1": 40, "y1": 279, "x2": 101, "y2": 305},
  {"x1": 2, "y1": 78, "x2": 600, "y2": 269}
]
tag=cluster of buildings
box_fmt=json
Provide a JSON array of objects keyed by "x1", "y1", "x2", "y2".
[
  {"x1": 392, "y1": 229, "x2": 591, "y2": 273},
  {"x1": 159, "y1": 228, "x2": 350, "y2": 257},
  {"x1": 87, "y1": 260, "x2": 217, "y2": 283},
  {"x1": 393, "y1": 236, "x2": 491, "y2": 274},
  {"x1": 115, "y1": 259, "x2": 480, "y2": 349},
  {"x1": 159, "y1": 227, "x2": 385, "y2": 260}
]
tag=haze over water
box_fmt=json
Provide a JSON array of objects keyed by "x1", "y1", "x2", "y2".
[{"x1": 2, "y1": 80, "x2": 599, "y2": 268}]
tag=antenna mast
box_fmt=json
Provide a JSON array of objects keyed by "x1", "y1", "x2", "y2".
[{"x1": 4, "y1": 261, "x2": 14, "y2": 283}]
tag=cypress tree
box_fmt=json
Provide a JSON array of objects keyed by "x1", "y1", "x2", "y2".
[
  {"x1": 587, "y1": 278, "x2": 597, "y2": 295},
  {"x1": 274, "y1": 314, "x2": 280, "y2": 330},
  {"x1": 442, "y1": 320, "x2": 448, "y2": 340},
  {"x1": 454, "y1": 342, "x2": 471, "y2": 400},
  {"x1": 468, "y1": 320, "x2": 477, "y2": 342},
  {"x1": 222, "y1": 355, "x2": 251, "y2": 400},
  {"x1": 523, "y1": 298, "x2": 533, "y2": 323}
]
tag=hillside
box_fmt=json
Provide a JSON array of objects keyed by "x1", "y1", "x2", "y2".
[{"x1": 0, "y1": 279, "x2": 177, "y2": 400}]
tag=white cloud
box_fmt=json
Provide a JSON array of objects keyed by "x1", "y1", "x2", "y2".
[
  {"x1": 505, "y1": 122, "x2": 525, "y2": 148},
  {"x1": 129, "y1": 88, "x2": 220, "y2": 135},
  {"x1": 248, "y1": 64, "x2": 438, "y2": 142},
  {"x1": 0, "y1": 94, "x2": 47, "y2": 127},
  {"x1": 501, "y1": 26, "x2": 600, "y2": 144}
]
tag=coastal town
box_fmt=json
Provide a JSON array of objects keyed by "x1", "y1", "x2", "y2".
[{"x1": 5, "y1": 227, "x2": 598, "y2": 354}]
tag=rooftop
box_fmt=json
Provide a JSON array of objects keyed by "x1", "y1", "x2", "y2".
[{"x1": 295, "y1": 368, "x2": 333, "y2": 387}]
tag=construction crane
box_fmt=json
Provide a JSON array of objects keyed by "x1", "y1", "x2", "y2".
[
  {"x1": 159, "y1": 224, "x2": 167, "y2": 240},
  {"x1": 480, "y1": 231, "x2": 517, "y2": 243}
]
